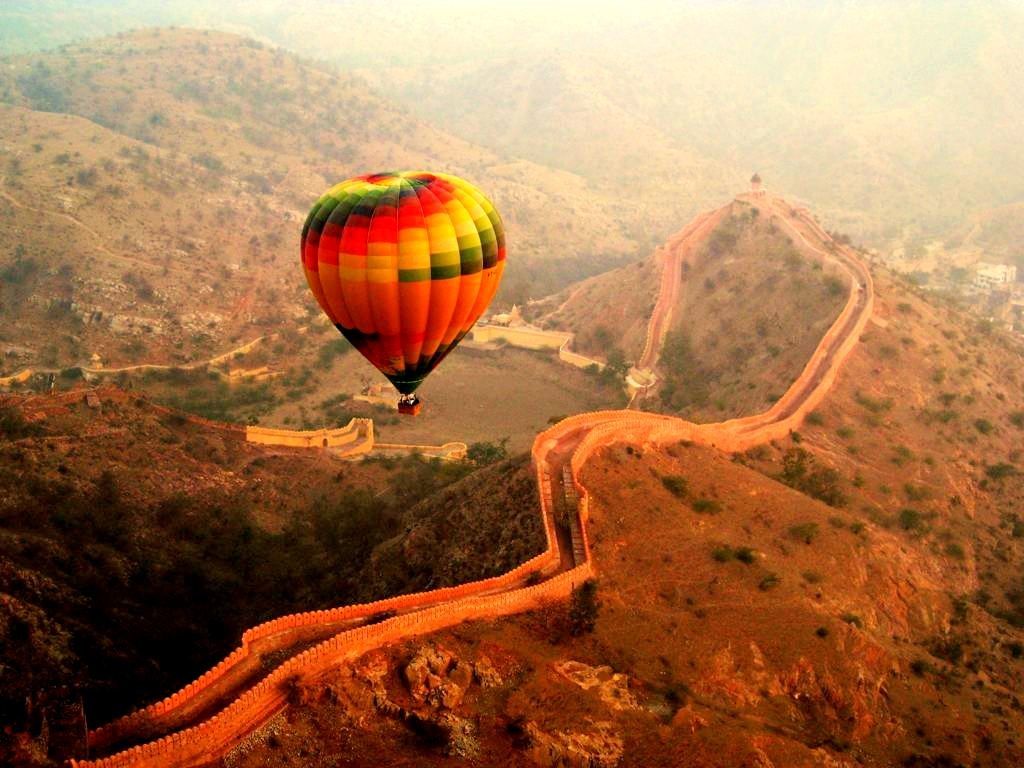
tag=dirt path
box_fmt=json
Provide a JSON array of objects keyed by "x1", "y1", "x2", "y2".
[
  {"x1": 0, "y1": 335, "x2": 275, "y2": 387},
  {"x1": 0, "y1": 176, "x2": 166, "y2": 274}
]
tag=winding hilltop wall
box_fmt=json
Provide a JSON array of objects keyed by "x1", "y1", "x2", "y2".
[{"x1": 70, "y1": 195, "x2": 873, "y2": 768}]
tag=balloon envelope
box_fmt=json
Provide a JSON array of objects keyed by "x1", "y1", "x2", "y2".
[{"x1": 301, "y1": 171, "x2": 506, "y2": 395}]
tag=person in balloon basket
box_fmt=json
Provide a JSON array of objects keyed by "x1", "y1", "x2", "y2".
[{"x1": 397, "y1": 393, "x2": 422, "y2": 416}]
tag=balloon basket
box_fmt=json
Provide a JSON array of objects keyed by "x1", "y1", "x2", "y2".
[{"x1": 398, "y1": 398, "x2": 422, "y2": 416}]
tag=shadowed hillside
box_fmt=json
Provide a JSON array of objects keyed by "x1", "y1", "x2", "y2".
[{"x1": 0, "y1": 390, "x2": 542, "y2": 752}]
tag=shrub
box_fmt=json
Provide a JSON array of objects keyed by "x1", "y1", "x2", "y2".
[
  {"x1": 661, "y1": 475, "x2": 688, "y2": 498},
  {"x1": 891, "y1": 445, "x2": 915, "y2": 467},
  {"x1": 734, "y1": 546, "x2": 756, "y2": 564},
  {"x1": 903, "y1": 484, "x2": 930, "y2": 502},
  {"x1": 75, "y1": 167, "x2": 98, "y2": 187},
  {"x1": 778, "y1": 448, "x2": 846, "y2": 506},
  {"x1": 788, "y1": 522, "x2": 820, "y2": 544},
  {"x1": 909, "y1": 659, "x2": 931, "y2": 677},
  {"x1": 815, "y1": 626, "x2": 830, "y2": 638},
  {"x1": 466, "y1": 438, "x2": 509, "y2": 467},
  {"x1": 0, "y1": 406, "x2": 43, "y2": 440},
  {"x1": 569, "y1": 579, "x2": 599, "y2": 635},
  {"x1": 985, "y1": 463, "x2": 1016, "y2": 480},
  {"x1": 931, "y1": 637, "x2": 964, "y2": 665},
  {"x1": 691, "y1": 498, "x2": 721, "y2": 514},
  {"x1": 944, "y1": 542, "x2": 965, "y2": 560},
  {"x1": 974, "y1": 418, "x2": 994, "y2": 435},
  {"x1": 802, "y1": 571, "x2": 823, "y2": 584},
  {"x1": 711, "y1": 546, "x2": 734, "y2": 563},
  {"x1": 1010, "y1": 412, "x2": 1024, "y2": 429},
  {"x1": 758, "y1": 573, "x2": 781, "y2": 591},
  {"x1": 825, "y1": 277, "x2": 845, "y2": 297},
  {"x1": 192, "y1": 152, "x2": 225, "y2": 172},
  {"x1": 898, "y1": 508, "x2": 927, "y2": 534},
  {"x1": 855, "y1": 391, "x2": 893, "y2": 413},
  {"x1": 317, "y1": 338, "x2": 351, "y2": 366}
]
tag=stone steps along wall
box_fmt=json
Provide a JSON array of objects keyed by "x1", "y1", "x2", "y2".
[
  {"x1": 88, "y1": 440, "x2": 565, "y2": 757},
  {"x1": 88, "y1": 537, "x2": 564, "y2": 755}
]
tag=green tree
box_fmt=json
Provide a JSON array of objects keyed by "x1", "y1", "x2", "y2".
[{"x1": 466, "y1": 438, "x2": 509, "y2": 467}]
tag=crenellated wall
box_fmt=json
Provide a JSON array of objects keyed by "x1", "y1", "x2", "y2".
[
  {"x1": 244, "y1": 420, "x2": 374, "y2": 452},
  {"x1": 69, "y1": 198, "x2": 874, "y2": 768}
]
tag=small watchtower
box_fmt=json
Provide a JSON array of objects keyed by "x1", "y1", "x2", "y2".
[{"x1": 750, "y1": 172, "x2": 765, "y2": 197}]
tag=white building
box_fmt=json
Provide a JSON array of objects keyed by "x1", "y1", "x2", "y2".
[{"x1": 974, "y1": 262, "x2": 1017, "y2": 291}]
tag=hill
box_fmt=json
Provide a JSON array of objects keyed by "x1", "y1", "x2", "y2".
[
  {"x1": 0, "y1": 28, "x2": 639, "y2": 375},
  {"x1": 943, "y1": 202, "x2": 1024, "y2": 271},
  {"x1": 539, "y1": 193, "x2": 850, "y2": 420},
  {"x1": 5, "y1": 4, "x2": 1024, "y2": 251},
  {"x1": 0, "y1": 388, "x2": 543, "y2": 761},
  {"x1": 225, "y1": 255, "x2": 1024, "y2": 768}
]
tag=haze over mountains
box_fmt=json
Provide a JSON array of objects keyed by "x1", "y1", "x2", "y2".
[
  {"x1": 4, "y1": 1, "x2": 1024, "y2": 249},
  {"x1": 0, "y1": 28, "x2": 637, "y2": 373}
]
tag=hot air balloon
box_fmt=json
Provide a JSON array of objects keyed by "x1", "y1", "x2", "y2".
[{"x1": 301, "y1": 171, "x2": 506, "y2": 415}]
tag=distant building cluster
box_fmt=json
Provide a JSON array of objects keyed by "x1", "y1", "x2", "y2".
[{"x1": 973, "y1": 262, "x2": 1017, "y2": 291}]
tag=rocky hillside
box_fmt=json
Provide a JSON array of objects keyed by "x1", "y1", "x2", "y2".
[
  {"x1": 228, "y1": 266, "x2": 1024, "y2": 768},
  {"x1": 0, "y1": 28, "x2": 638, "y2": 373},
  {"x1": 0, "y1": 389, "x2": 542, "y2": 764}
]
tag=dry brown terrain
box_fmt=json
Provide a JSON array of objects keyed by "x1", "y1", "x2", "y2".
[
  {"x1": 235, "y1": 431, "x2": 1024, "y2": 767},
  {"x1": 0, "y1": 28, "x2": 641, "y2": 374},
  {"x1": 229, "y1": 265, "x2": 1024, "y2": 768},
  {"x1": 539, "y1": 196, "x2": 849, "y2": 419},
  {"x1": 0, "y1": 388, "x2": 545, "y2": 743}
]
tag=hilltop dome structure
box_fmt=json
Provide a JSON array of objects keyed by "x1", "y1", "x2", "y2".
[{"x1": 750, "y1": 172, "x2": 765, "y2": 196}]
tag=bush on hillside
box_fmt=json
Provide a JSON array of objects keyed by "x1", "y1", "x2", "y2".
[
  {"x1": 466, "y1": 438, "x2": 509, "y2": 467},
  {"x1": 778, "y1": 448, "x2": 846, "y2": 507},
  {"x1": 660, "y1": 474, "x2": 688, "y2": 498},
  {"x1": 569, "y1": 579, "x2": 600, "y2": 635}
]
